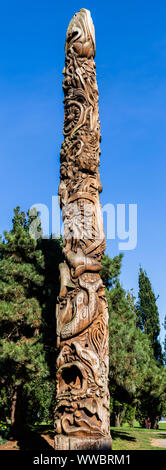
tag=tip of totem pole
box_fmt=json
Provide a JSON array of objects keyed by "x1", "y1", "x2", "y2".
[{"x1": 54, "y1": 435, "x2": 112, "y2": 450}]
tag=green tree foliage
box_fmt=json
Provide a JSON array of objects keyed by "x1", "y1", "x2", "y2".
[
  {"x1": 164, "y1": 315, "x2": 166, "y2": 366},
  {"x1": 135, "y1": 268, "x2": 166, "y2": 426},
  {"x1": 100, "y1": 254, "x2": 143, "y2": 426},
  {"x1": 0, "y1": 208, "x2": 50, "y2": 435},
  {"x1": 106, "y1": 280, "x2": 154, "y2": 426},
  {"x1": 136, "y1": 267, "x2": 163, "y2": 364},
  {"x1": 100, "y1": 253, "x2": 123, "y2": 289},
  {"x1": 0, "y1": 207, "x2": 165, "y2": 433},
  {"x1": 135, "y1": 358, "x2": 166, "y2": 427},
  {"x1": 101, "y1": 254, "x2": 165, "y2": 428}
]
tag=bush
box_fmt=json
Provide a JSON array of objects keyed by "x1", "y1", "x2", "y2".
[{"x1": 0, "y1": 421, "x2": 10, "y2": 441}]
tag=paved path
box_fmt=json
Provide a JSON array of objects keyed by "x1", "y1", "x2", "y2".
[{"x1": 151, "y1": 431, "x2": 166, "y2": 449}]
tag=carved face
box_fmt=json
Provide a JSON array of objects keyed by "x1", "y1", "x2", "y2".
[{"x1": 56, "y1": 360, "x2": 87, "y2": 397}]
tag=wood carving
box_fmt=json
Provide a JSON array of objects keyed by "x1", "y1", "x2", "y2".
[{"x1": 54, "y1": 8, "x2": 111, "y2": 449}]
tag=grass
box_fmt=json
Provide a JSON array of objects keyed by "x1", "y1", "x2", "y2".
[
  {"x1": 159, "y1": 422, "x2": 166, "y2": 430},
  {"x1": 111, "y1": 422, "x2": 166, "y2": 450},
  {"x1": 0, "y1": 420, "x2": 166, "y2": 451},
  {"x1": 32, "y1": 421, "x2": 166, "y2": 451}
]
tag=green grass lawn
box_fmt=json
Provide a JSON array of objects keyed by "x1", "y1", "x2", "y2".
[
  {"x1": 35, "y1": 420, "x2": 166, "y2": 451},
  {"x1": 1, "y1": 419, "x2": 166, "y2": 451},
  {"x1": 111, "y1": 422, "x2": 166, "y2": 450}
]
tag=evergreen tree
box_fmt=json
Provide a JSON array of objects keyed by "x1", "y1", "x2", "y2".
[
  {"x1": 0, "y1": 207, "x2": 50, "y2": 436},
  {"x1": 136, "y1": 267, "x2": 163, "y2": 364},
  {"x1": 101, "y1": 255, "x2": 166, "y2": 428},
  {"x1": 101, "y1": 255, "x2": 141, "y2": 425},
  {"x1": 106, "y1": 279, "x2": 154, "y2": 426},
  {"x1": 100, "y1": 253, "x2": 123, "y2": 289},
  {"x1": 135, "y1": 358, "x2": 166, "y2": 427},
  {"x1": 164, "y1": 315, "x2": 166, "y2": 366}
]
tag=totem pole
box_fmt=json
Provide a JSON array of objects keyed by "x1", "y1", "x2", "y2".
[{"x1": 54, "y1": 9, "x2": 112, "y2": 450}]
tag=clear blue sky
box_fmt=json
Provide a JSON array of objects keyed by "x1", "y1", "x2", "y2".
[{"x1": 0, "y1": 0, "x2": 166, "y2": 345}]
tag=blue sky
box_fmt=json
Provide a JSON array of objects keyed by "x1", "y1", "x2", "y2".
[{"x1": 0, "y1": 0, "x2": 166, "y2": 345}]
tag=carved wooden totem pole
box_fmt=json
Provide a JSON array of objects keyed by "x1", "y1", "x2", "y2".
[{"x1": 54, "y1": 8, "x2": 112, "y2": 450}]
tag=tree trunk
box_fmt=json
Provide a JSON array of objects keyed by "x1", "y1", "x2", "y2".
[
  {"x1": 11, "y1": 388, "x2": 17, "y2": 427},
  {"x1": 119, "y1": 407, "x2": 126, "y2": 427},
  {"x1": 151, "y1": 418, "x2": 156, "y2": 429},
  {"x1": 114, "y1": 413, "x2": 121, "y2": 427},
  {"x1": 10, "y1": 385, "x2": 26, "y2": 438},
  {"x1": 130, "y1": 406, "x2": 136, "y2": 428}
]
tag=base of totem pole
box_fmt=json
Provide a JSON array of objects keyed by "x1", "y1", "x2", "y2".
[{"x1": 54, "y1": 435, "x2": 112, "y2": 450}]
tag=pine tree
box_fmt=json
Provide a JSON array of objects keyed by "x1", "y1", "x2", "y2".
[
  {"x1": 106, "y1": 279, "x2": 155, "y2": 426},
  {"x1": 135, "y1": 268, "x2": 166, "y2": 426},
  {"x1": 136, "y1": 267, "x2": 163, "y2": 364},
  {"x1": 0, "y1": 207, "x2": 49, "y2": 436},
  {"x1": 101, "y1": 255, "x2": 165, "y2": 428},
  {"x1": 135, "y1": 357, "x2": 166, "y2": 427},
  {"x1": 101, "y1": 256, "x2": 140, "y2": 425},
  {"x1": 164, "y1": 315, "x2": 166, "y2": 366},
  {"x1": 100, "y1": 253, "x2": 123, "y2": 289}
]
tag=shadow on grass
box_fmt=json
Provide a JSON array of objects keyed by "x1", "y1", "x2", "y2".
[
  {"x1": 111, "y1": 429, "x2": 136, "y2": 442},
  {"x1": 155, "y1": 433, "x2": 166, "y2": 439}
]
